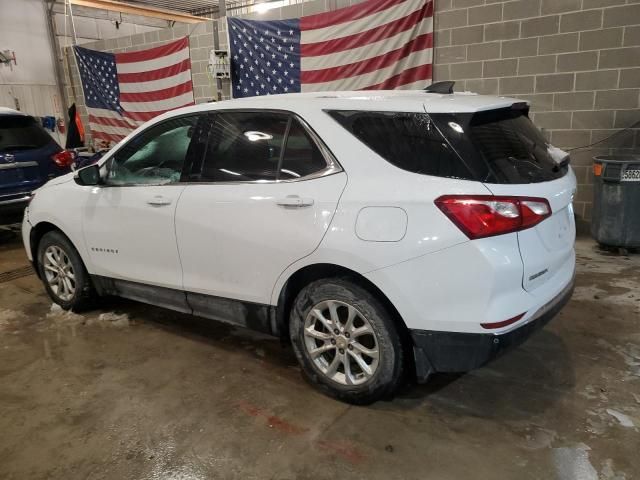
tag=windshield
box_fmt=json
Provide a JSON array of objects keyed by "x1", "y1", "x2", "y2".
[{"x1": 0, "y1": 115, "x2": 55, "y2": 153}]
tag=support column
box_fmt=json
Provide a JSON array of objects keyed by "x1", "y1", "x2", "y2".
[{"x1": 43, "y1": 0, "x2": 70, "y2": 116}]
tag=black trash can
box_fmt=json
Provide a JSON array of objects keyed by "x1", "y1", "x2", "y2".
[{"x1": 591, "y1": 154, "x2": 640, "y2": 248}]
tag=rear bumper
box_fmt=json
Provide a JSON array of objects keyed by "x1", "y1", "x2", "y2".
[{"x1": 411, "y1": 274, "x2": 575, "y2": 381}]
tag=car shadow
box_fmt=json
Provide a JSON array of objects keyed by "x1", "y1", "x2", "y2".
[
  {"x1": 102, "y1": 296, "x2": 300, "y2": 371},
  {"x1": 101, "y1": 296, "x2": 576, "y2": 420},
  {"x1": 380, "y1": 329, "x2": 577, "y2": 421}
]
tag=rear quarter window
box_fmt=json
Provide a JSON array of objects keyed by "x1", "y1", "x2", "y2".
[{"x1": 327, "y1": 110, "x2": 475, "y2": 180}]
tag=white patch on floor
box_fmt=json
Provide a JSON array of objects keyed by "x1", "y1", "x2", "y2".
[
  {"x1": 46, "y1": 303, "x2": 85, "y2": 325},
  {"x1": 552, "y1": 444, "x2": 598, "y2": 480},
  {"x1": 606, "y1": 409, "x2": 635, "y2": 428},
  {"x1": 89, "y1": 312, "x2": 130, "y2": 328},
  {"x1": 45, "y1": 305, "x2": 130, "y2": 328},
  {"x1": 586, "y1": 407, "x2": 639, "y2": 434}
]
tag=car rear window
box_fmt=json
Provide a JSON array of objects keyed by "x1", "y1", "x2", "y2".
[
  {"x1": 328, "y1": 107, "x2": 568, "y2": 184},
  {"x1": 0, "y1": 115, "x2": 54, "y2": 152},
  {"x1": 327, "y1": 110, "x2": 474, "y2": 180},
  {"x1": 433, "y1": 107, "x2": 568, "y2": 184}
]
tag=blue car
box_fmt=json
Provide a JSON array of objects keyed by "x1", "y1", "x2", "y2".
[{"x1": 0, "y1": 108, "x2": 74, "y2": 224}]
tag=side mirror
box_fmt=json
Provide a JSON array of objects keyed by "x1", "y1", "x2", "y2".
[{"x1": 74, "y1": 164, "x2": 101, "y2": 186}]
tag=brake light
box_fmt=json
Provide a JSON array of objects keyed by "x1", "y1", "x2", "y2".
[
  {"x1": 435, "y1": 195, "x2": 551, "y2": 239},
  {"x1": 51, "y1": 150, "x2": 75, "y2": 168}
]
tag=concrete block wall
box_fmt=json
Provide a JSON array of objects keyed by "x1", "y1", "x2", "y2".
[
  {"x1": 432, "y1": 0, "x2": 640, "y2": 219},
  {"x1": 61, "y1": 21, "x2": 217, "y2": 146}
]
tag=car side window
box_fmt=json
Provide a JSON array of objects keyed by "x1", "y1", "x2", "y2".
[
  {"x1": 278, "y1": 119, "x2": 327, "y2": 180},
  {"x1": 194, "y1": 112, "x2": 289, "y2": 182},
  {"x1": 106, "y1": 115, "x2": 199, "y2": 186}
]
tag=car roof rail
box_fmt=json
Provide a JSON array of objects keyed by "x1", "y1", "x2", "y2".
[{"x1": 424, "y1": 81, "x2": 455, "y2": 94}]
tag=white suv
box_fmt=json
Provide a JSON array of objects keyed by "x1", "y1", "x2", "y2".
[{"x1": 22, "y1": 89, "x2": 576, "y2": 404}]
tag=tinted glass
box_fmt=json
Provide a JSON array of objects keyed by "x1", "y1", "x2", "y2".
[
  {"x1": 279, "y1": 119, "x2": 327, "y2": 180},
  {"x1": 328, "y1": 110, "x2": 473, "y2": 180},
  {"x1": 197, "y1": 112, "x2": 288, "y2": 182},
  {"x1": 107, "y1": 115, "x2": 198, "y2": 185},
  {"x1": 430, "y1": 108, "x2": 568, "y2": 184},
  {"x1": 0, "y1": 115, "x2": 55, "y2": 152}
]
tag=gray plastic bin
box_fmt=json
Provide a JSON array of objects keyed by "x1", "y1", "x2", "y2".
[{"x1": 591, "y1": 154, "x2": 640, "y2": 248}]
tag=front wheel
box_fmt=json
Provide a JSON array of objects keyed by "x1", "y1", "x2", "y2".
[
  {"x1": 289, "y1": 278, "x2": 404, "y2": 404},
  {"x1": 37, "y1": 230, "x2": 96, "y2": 311}
]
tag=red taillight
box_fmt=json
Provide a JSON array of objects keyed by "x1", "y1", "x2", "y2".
[
  {"x1": 435, "y1": 195, "x2": 551, "y2": 240},
  {"x1": 51, "y1": 150, "x2": 75, "y2": 168}
]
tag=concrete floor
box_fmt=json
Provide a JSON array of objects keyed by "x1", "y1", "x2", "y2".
[{"x1": 0, "y1": 230, "x2": 638, "y2": 480}]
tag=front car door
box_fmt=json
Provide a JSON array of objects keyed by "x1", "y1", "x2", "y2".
[
  {"x1": 82, "y1": 114, "x2": 202, "y2": 294},
  {"x1": 175, "y1": 110, "x2": 347, "y2": 323}
]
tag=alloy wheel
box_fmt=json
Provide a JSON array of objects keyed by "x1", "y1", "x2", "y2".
[
  {"x1": 43, "y1": 245, "x2": 76, "y2": 302},
  {"x1": 303, "y1": 299, "x2": 380, "y2": 386}
]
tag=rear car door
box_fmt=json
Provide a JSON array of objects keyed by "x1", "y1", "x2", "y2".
[
  {"x1": 175, "y1": 110, "x2": 347, "y2": 309},
  {"x1": 0, "y1": 114, "x2": 62, "y2": 201},
  {"x1": 82, "y1": 114, "x2": 202, "y2": 292}
]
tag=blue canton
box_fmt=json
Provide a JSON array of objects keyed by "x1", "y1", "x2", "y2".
[
  {"x1": 228, "y1": 17, "x2": 301, "y2": 98},
  {"x1": 74, "y1": 47, "x2": 122, "y2": 112}
]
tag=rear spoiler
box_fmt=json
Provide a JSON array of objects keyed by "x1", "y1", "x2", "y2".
[{"x1": 424, "y1": 81, "x2": 455, "y2": 94}]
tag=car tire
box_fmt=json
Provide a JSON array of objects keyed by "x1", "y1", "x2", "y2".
[
  {"x1": 37, "y1": 230, "x2": 96, "y2": 312},
  {"x1": 289, "y1": 278, "x2": 404, "y2": 405}
]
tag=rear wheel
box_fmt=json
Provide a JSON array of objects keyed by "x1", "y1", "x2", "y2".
[
  {"x1": 37, "y1": 231, "x2": 96, "y2": 311},
  {"x1": 289, "y1": 278, "x2": 403, "y2": 404}
]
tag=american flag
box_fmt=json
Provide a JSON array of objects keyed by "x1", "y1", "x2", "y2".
[
  {"x1": 74, "y1": 38, "x2": 195, "y2": 146},
  {"x1": 228, "y1": 0, "x2": 433, "y2": 98}
]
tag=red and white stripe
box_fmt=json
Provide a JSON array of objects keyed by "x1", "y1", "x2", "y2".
[
  {"x1": 300, "y1": 0, "x2": 433, "y2": 92},
  {"x1": 88, "y1": 38, "x2": 195, "y2": 145}
]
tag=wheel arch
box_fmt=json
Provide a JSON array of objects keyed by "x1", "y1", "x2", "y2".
[{"x1": 274, "y1": 262, "x2": 416, "y2": 377}]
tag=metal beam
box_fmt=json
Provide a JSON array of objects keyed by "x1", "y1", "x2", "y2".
[
  {"x1": 70, "y1": 0, "x2": 207, "y2": 23},
  {"x1": 51, "y1": 2, "x2": 171, "y2": 29}
]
